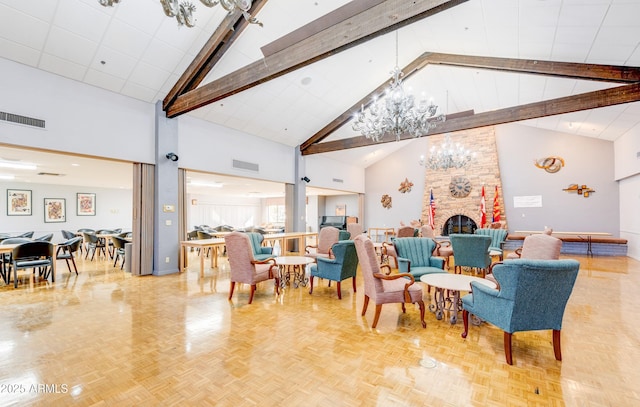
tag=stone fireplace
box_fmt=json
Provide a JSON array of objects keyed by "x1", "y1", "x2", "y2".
[{"x1": 420, "y1": 126, "x2": 507, "y2": 234}]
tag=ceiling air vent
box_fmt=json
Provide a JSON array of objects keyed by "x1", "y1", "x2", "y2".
[
  {"x1": 332, "y1": 178, "x2": 344, "y2": 183},
  {"x1": 38, "y1": 172, "x2": 65, "y2": 177},
  {"x1": 0, "y1": 111, "x2": 45, "y2": 128},
  {"x1": 232, "y1": 159, "x2": 259, "y2": 172}
]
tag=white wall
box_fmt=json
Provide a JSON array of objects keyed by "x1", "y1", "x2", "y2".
[
  {"x1": 0, "y1": 58, "x2": 155, "y2": 164},
  {"x1": 0, "y1": 181, "x2": 132, "y2": 243},
  {"x1": 619, "y1": 173, "x2": 640, "y2": 260},
  {"x1": 303, "y1": 154, "x2": 365, "y2": 193},
  {"x1": 614, "y1": 123, "x2": 640, "y2": 181}
]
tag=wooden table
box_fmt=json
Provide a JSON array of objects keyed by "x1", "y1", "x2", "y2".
[
  {"x1": 420, "y1": 273, "x2": 496, "y2": 324},
  {"x1": 274, "y1": 256, "x2": 314, "y2": 288},
  {"x1": 367, "y1": 227, "x2": 395, "y2": 243},
  {"x1": 178, "y1": 237, "x2": 226, "y2": 277},
  {"x1": 515, "y1": 230, "x2": 612, "y2": 256},
  {"x1": 262, "y1": 232, "x2": 317, "y2": 254}
]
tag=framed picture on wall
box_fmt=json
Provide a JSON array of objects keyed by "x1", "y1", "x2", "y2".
[
  {"x1": 77, "y1": 193, "x2": 96, "y2": 216},
  {"x1": 7, "y1": 189, "x2": 32, "y2": 216},
  {"x1": 44, "y1": 198, "x2": 66, "y2": 223},
  {"x1": 335, "y1": 204, "x2": 346, "y2": 216}
]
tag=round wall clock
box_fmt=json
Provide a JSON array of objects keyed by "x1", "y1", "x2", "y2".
[{"x1": 449, "y1": 176, "x2": 472, "y2": 198}]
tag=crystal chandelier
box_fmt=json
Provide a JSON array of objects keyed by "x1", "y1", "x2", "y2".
[
  {"x1": 352, "y1": 32, "x2": 445, "y2": 142},
  {"x1": 419, "y1": 134, "x2": 475, "y2": 170},
  {"x1": 98, "y1": 0, "x2": 262, "y2": 28}
]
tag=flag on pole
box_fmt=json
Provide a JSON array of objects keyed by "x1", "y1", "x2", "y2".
[
  {"x1": 492, "y1": 185, "x2": 501, "y2": 223},
  {"x1": 427, "y1": 189, "x2": 436, "y2": 230},
  {"x1": 480, "y1": 185, "x2": 487, "y2": 228}
]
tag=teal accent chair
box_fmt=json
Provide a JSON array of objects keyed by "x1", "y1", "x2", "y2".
[
  {"x1": 474, "y1": 228, "x2": 508, "y2": 260},
  {"x1": 308, "y1": 240, "x2": 358, "y2": 299},
  {"x1": 394, "y1": 237, "x2": 447, "y2": 280},
  {"x1": 449, "y1": 234, "x2": 492, "y2": 277},
  {"x1": 461, "y1": 259, "x2": 580, "y2": 365},
  {"x1": 246, "y1": 232, "x2": 273, "y2": 261},
  {"x1": 338, "y1": 230, "x2": 351, "y2": 240}
]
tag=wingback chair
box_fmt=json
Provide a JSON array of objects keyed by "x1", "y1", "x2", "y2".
[
  {"x1": 393, "y1": 238, "x2": 447, "y2": 280},
  {"x1": 461, "y1": 259, "x2": 580, "y2": 365},
  {"x1": 506, "y1": 232, "x2": 562, "y2": 260},
  {"x1": 449, "y1": 234, "x2": 492, "y2": 277},
  {"x1": 421, "y1": 225, "x2": 453, "y2": 268},
  {"x1": 306, "y1": 226, "x2": 340, "y2": 260},
  {"x1": 309, "y1": 240, "x2": 358, "y2": 299},
  {"x1": 347, "y1": 223, "x2": 364, "y2": 238},
  {"x1": 246, "y1": 232, "x2": 274, "y2": 261},
  {"x1": 382, "y1": 226, "x2": 418, "y2": 268},
  {"x1": 475, "y1": 228, "x2": 508, "y2": 260},
  {"x1": 353, "y1": 235, "x2": 426, "y2": 329},
  {"x1": 225, "y1": 232, "x2": 279, "y2": 304}
]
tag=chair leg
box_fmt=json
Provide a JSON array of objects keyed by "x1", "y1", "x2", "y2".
[
  {"x1": 70, "y1": 256, "x2": 78, "y2": 274},
  {"x1": 361, "y1": 295, "x2": 370, "y2": 315},
  {"x1": 553, "y1": 329, "x2": 562, "y2": 361},
  {"x1": 228, "y1": 281, "x2": 235, "y2": 300},
  {"x1": 248, "y1": 285, "x2": 256, "y2": 304},
  {"x1": 308, "y1": 275, "x2": 314, "y2": 294},
  {"x1": 372, "y1": 304, "x2": 383, "y2": 328},
  {"x1": 461, "y1": 309, "x2": 470, "y2": 338},
  {"x1": 336, "y1": 281, "x2": 341, "y2": 299},
  {"x1": 417, "y1": 300, "x2": 426, "y2": 328},
  {"x1": 504, "y1": 332, "x2": 513, "y2": 365},
  {"x1": 352, "y1": 277, "x2": 357, "y2": 293}
]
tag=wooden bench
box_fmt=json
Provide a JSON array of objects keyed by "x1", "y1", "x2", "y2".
[{"x1": 506, "y1": 232, "x2": 627, "y2": 257}]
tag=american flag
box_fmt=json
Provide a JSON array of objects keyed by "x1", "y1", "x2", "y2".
[
  {"x1": 428, "y1": 189, "x2": 436, "y2": 230},
  {"x1": 492, "y1": 185, "x2": 501, "y2": 223},
  {"x1": 480, "y1": 185, "x2": 487, "y2": 228}
]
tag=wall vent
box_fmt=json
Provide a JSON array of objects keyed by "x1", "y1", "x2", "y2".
[
  {"x1": 232, "y1": 159, "x2": 259, "y2": 172},
  {"x1": 332, "y1": 178, "x2": 344, "y2": 183},
  {"x1": 0, "y1": 111, "x2": 45, "y2": 128},
  {"x1": 38, "y1": 172, "x2": 65, "y2": 177}
]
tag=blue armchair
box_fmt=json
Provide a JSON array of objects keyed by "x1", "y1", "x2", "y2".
[
  {"x1": 474, "y1": 228, "x2": 508, "y2": 260},
  {"x1": 309, "y1": 240, "x2": 358, "y2": 299},
  {"x1": 449, "y1": 234, "x2": 492, "y2": 277},
  {"x1": 461, "y1": 259, "x2": 580, "y2": 365},
  {"x1": 394, "y1": 238, "x2": 446, "y2": 280},
  {"x1": 246, "y1": 232, "x2": 273, "y2": 261}
]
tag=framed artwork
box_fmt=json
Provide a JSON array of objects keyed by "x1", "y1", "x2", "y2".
[
  {"x1": 77, "y1": 193, "x2": 96, "y2": 216},
  {"x1": 7, "y1": 189, "x2": 32, "y2": 216},
  {"x1": 335, "y1": 204, "x2": 346, "y2": 216},
  {"x1": 44, "y1": 198, "x2": 66, "y2": 223}
]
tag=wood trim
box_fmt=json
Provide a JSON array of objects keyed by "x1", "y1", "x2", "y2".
[
  {"x1": 301, "y1": 82, "x2": 640, "y2": 154},
  {"x1": 165, "y1": 0, "x2": 469, "y2": 117}
]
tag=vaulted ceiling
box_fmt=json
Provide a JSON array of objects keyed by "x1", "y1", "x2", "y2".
[{"x1": 2, "y1": 0, "x2": 640, "y2": 173}]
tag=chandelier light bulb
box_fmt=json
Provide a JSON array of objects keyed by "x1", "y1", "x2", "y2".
[{"x1": 419, "y1": 134, "x2": 476, "y2": 171}]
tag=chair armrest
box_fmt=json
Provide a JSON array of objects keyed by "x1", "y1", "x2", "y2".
[
  {"x1": 252, "y1": 258, "x2": 278, "y2": 279},
  {"x1": 259, "y1": 247, "x2": 273, "y2": 255},
  {"x1": 430, "y1": 257, "x2": 445, "y2": 269},
  {"x1": 317, "y1": 256, "x2": 338, "y2": 265},
  {"x1": 397, "y1": 257, "x2": 410, "y2": 273},
  {"x1": 305, "y1": 244, "x2": 318, "y2": 254},
  {"x1": 469, "y1": 280, "x2": 500, "y2": 300},
  {"x1": 374, "y1": 272, "x2": 416, "y2": 303},
  {"x1": 380, "y1": 264, "x2": 392, "y2": 275}
]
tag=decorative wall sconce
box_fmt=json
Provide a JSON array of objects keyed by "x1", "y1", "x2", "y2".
[
  {"x1": 534, "y1": 156, "x2": 564, "y2": 173},
  {"x1": 398, "y1": 178, "x2": 413, "y2": 193},
  {"x1": 563, "y1": 184, "x2": 595, "y2": 197}
]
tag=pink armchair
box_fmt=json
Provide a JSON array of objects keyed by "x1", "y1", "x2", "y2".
[
  {"x1": 225, "y1": 232, "x2": 279, "y2": 304},
  {"x1": 305, "y1": 226, "x2": 340, "y2": 260},
  {"x1": 354, "y1": 235, "x2": 426, "y2": 329}
]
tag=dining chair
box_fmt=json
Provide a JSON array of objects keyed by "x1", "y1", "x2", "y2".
[
  {"x1": 56, "y1": 236, "x2": 83, "y2": 274},
  {"x1": 308, "y1": 240, "x2": 359, "y2": 299},
  {"x1": 10, "y1": 241, "x2": 55, "y2": 288},
  {"x1": 77, "y1": 229, "x2": 95, "y2": 254},
  {"x1": 353, "y1": 234, "x2": 426, "y2": 329},
  {"x1": 83, "y1": 232, "x2": 106, "y2": 261},
  {"x1": 61, "y1": 230, "x2": 76, "y2": 240},
  {"x1": 35, "y1": 233, "x2": 54, "y2": 242},
  {"x1": 111, "y1": 236, "x2": 128, "y2": 270},
  {"x1": 0, "y1": 238, "x2": 32, "y2": 284}
]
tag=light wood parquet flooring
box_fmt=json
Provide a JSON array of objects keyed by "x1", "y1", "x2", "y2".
[{"x1": 0, "y1": 251, "x2": 639, "y2": 406}]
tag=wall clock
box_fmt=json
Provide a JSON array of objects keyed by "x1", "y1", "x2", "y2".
[{"x1": 449, "y1": 176, "x2": 472, "y2": 198}]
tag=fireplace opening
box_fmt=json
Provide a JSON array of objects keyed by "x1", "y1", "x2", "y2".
[{"x1": 442, "y1": 215, "x2": 477, "y2": 236}]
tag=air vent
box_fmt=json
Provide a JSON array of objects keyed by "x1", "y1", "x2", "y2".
[
  {"x1": 232, "y1": 159, "x2": 259, "y2": 172},
  {"x1": 0, "y1": 111, "x2": 45, "y2": 128},
  {"x1": 332, "y1": 178, "x2": 344, "y2": 183},
  {"x1": 38, "y1": 172, "x2": 65, "y2": 177}
]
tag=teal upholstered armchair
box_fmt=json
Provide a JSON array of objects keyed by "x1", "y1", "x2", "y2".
[
  {"x1": 461, "y1": 259, "x2": 580, "y2": 365},
  {"x1": 308, "y1": 240, "x2": 359, "y2": 299},
  {"x1": 474, "y1": 228, "x2": 508, "y2": 260},
  {"x1": 449, "y1": 234, "x2": 492, "y2": 277},
  {"x1": 394, "y1": 237, "x2": 446, "y2": 280},
  {"x1": 246, "y1": 232, "x2": 273, "y2": 261}
]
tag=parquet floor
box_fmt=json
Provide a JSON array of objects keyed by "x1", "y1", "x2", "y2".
[{"x1": 0, "y1": 250, "x2": 639, "y2": 406}]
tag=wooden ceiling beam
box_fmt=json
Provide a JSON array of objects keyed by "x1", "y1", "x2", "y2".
[
  {"x1": 162, "y1": 0, "x2": 270, "y2": 111},
  {"x1": 300, "y1": 53, "x2": 640, "y2": 153},
  {"x1": 165, "y1": 0, "x2": 469, "y2": 118},
  {"x1": 301, "y1": 82, "x2": 640, "y2": 155}
]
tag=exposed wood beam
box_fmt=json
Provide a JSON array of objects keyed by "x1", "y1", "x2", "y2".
[
  {"x1": 300, "y1": 53, "x2": 640, "y2": 153},
  {"x1": 301, "y1": 83, "x2": 640, "y2": 155},
  {"x1": 162, "y1": 0, "x2": 270, "y2": 111},
  {"x1": 166, "y1": 0, "x2": 469, "y2": 118}
]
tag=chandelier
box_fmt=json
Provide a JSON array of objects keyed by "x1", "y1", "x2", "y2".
[
  {"x1": 419, "y1": 134, "x2": 475, "y2": 170},
  {"x1": 98, "y1": 0, "x2": 262, "y2": 28},
  {"x1": 352, "y1": 32, "x2": 445, "y2": 142}
]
